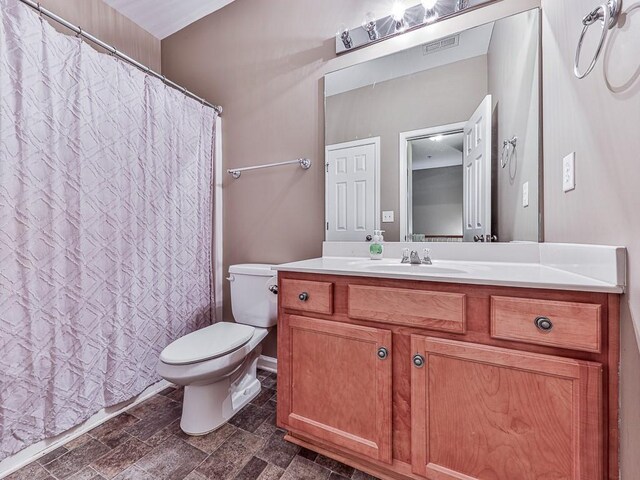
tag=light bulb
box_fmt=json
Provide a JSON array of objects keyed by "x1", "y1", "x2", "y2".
[
  {"x1": 391, "y1": 1, "x2": 406, "y2": 31},
  {"x1": 362, "y1": 12, "x2": 378, "y2": 41},
  {"x1": 391, "y1": 2, "x2": 406, "y2": 22},
  {"x1": 422, "y1": 0, "x2": 438, "y2": 23},
  {"x1": 337, "y1": 24, "x2": 353, "y2": 49},
  {"x1": 362, "y1": 11, "x2": 376, "y2": 28}
]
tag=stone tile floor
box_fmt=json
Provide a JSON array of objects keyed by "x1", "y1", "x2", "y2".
[{"x1": 7, "y1": 370, "x2": 379, "y2": 480}]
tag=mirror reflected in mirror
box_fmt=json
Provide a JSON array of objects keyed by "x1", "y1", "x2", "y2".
[{"x1": 324, "y1": 8, "x2": 541, "y2": 243}]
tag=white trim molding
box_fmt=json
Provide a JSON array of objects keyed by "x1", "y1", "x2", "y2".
[
  {"x1": 214, "y1": 116, "x2": 223, "y2": 322},
  {"x1": 257, "y1": 355, "x2": 277, "y2": 374}
]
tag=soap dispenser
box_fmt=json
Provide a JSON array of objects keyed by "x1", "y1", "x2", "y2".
[{"x1": 369, "y1": 230, "x2": 385, "y2": 260}]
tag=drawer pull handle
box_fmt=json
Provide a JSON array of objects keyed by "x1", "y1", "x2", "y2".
[
  {"x1": 377, "y1": 347, "x2": 389, "y2": 360},
  {"x1": 412, "y1": 354, "x2": 425, "y2": 368},
  {"x1": 534, "y1": 316, "x2": 553, "y2": 332},
  {"x1": 298, "y1": 292, "x2": 309, "y2": 301}
]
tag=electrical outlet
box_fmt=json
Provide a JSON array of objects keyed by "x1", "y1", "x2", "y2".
[
  {"x1": 563, "y1": 152, "x2": 576, "y2": 192},
  {"x1": 522, "y1": 182, "x2": 529, "y2": 207},
  {"x1": 382, "y1": 211, "x2": 395, "y2": 223}
]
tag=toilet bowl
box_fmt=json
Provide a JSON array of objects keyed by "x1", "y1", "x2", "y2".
[{"x1": 157, "y1": 264, "x2": 277, "y2": 435}]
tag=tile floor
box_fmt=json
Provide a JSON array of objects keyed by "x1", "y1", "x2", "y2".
[{"x1": 7, "y1": 370, "x2": 379, "y2": 480}]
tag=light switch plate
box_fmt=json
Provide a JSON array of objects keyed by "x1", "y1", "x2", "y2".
[
  {"x1": 563, "y1": 152, "x2": 576, "y2": 192},
  {"x1": 522, "y1": 182, "x2": 529, "y2": 207},
  {"x1": 382, "y1": 211, "x2": 394, "y2": 223}
]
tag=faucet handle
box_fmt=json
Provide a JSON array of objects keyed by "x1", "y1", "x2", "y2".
[
  {"x1": 422, "y1": 248, "x2": 433, "y2": 265},
  {"x1": 401, "y1": 248, "x2": 410, "y2": 263}
]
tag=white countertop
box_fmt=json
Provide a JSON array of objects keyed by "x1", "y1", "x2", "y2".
[{"x1": 272, "y1": 243, "x2": 626, "y2": 294}]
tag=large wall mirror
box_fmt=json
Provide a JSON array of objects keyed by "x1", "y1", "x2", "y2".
[{"x1": 324, "y1": 8, "x2": 541, "y2": 243}]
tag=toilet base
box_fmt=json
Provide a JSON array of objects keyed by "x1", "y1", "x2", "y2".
[{"x1": 180, "y1": 348, "x2": 262, "y2": 436}]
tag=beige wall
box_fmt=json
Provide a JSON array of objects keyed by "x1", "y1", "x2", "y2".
[
  {"x1": 39, "y1": 0, "x2": 160, "y2": 71},
  {"x1": 326, "y1": 56, "x2": 488, "y2": 241},
  {"x1": 541, "y1": 1, "x2": 640, "y2": 477},
  {"x1": 162, "y1": 0, "x2": 397, "y2": 345},
  {"x1": 162, "y1": 1, "x2": 640, "y2": 472},
  {"x1": 488, "y1": 9, "x2": 540, "y2": 242}
]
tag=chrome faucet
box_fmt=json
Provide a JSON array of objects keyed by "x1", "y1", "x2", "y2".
[{"x1": 401, "y1": 248, "x2": 433, "y2": 265}]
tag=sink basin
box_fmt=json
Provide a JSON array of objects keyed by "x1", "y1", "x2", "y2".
[{"x1": 361, "y1": 263, "x2": 465, "y2": 275}]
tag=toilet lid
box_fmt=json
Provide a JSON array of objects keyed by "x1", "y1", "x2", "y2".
[{"x1": 160, "y1": 322, "x2": 255, "y2": 365}]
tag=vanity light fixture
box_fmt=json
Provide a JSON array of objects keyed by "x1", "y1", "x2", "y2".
[
  {"x1": 334, "y1": 0, "x2": 493, "y2": 55},
  {"x1": 338, "y1": 24, "x2": 353, "y2": 49},
  {"x1": 362, "y1": 12, "x2": 378, "y2": 40},
  {"x1": 421, "y1": 0, "x2": 439, "y2": 22}
]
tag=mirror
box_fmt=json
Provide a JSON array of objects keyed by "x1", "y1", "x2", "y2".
[{"x1": 324, "y1": 8, "x2": 541, "y2": 243}]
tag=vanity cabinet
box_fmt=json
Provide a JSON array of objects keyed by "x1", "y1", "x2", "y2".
[
  {"x1": 411, "y1": 337, "x2": 602, "y2": 480},
  {"x1": 278, "y1": 314, "x2": 393, "y2": 463},
  {"x1": 277, "y1": 272, "x2": 619, "y2": 480}
]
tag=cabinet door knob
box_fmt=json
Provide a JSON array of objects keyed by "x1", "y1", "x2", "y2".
[
  {"x1": 377, "y1": 347, "x2": 389, "y2": 360},
  {"x1": 412, "y1": 354, "x2": 425, "y2": 368},
  {"x1": 298, "y1": 292, "x2": 309, "y2": 301},
  {"x1": 534, "y1": 316, "x2": 553, "y2": 332}
]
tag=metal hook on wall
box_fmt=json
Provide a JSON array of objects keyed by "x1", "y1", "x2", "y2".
[{"x1": 500, "y1": 136, "x2": 517, "y2": 169}]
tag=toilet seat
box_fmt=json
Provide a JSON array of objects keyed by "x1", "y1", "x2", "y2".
[{"x1": 160, "y1": 322, "x2": 255, "y2": 365}]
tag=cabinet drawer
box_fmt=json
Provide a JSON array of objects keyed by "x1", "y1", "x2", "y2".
[
  {"x1": 348, "y1": 285, "x2": 466, "y2": 333},
  {"x1": 280, "y1": 278, "x2": 333, "y2": 314},
  {"x1": 491, "y1": 296, "x2": 602, "y2": 353}
]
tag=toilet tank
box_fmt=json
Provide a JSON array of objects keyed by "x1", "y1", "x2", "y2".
[{"x1": 228, "y1": 264, "x2": 277, "y2": 328}]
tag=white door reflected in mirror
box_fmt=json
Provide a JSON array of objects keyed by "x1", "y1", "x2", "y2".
[
  {"x1": 325, "y1": 138, "x2": 380, "y2": 241},
  {"x1": 463, "y1": 95, "x2": 492, "y2": 242}
]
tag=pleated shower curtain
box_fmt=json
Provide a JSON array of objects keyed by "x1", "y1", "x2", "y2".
[{"x1": 0, "y1": 0, "x2": 216, "y2": 459}]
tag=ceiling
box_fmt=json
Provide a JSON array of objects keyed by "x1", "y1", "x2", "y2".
[
  {"x1": 103, "y1": 0, "x2": 236, "y2": 39},
  {"x1": 410, "y1": 131, "x2": 464, "y2": 171}
]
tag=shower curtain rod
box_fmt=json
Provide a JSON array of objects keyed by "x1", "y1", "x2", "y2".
[{"x1": 17, "y1": 0, "x2": 223, "y2": 115}]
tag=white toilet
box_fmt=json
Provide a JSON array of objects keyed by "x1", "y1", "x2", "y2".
[{"x1": 157, "y1": 264, "x2": 277, "y2": 435}]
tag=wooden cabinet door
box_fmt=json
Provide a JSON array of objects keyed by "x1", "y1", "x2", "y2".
[
  {"x1": 411, "y1": 337, "x2": 603, "y2": 480},
  {"x1": 278, "y1": 314, "x2": 392, "y2": 463}
]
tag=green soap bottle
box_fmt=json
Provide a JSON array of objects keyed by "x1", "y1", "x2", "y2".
[{"x1": 369, "y1": 230, "x2": 385, "y2": 260}]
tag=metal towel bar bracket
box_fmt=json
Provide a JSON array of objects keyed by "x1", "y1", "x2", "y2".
[
  {"x1": 227, "y1": 158, "x2": 311, "y2": 179},
  {"x1": 574, "y1": 0, "x2": 621, "y2": 79}
]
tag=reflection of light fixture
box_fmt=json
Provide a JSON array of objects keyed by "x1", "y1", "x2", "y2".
[
  {"x1": 455, "y1": 0, "x2": 468, "y2": 11},
  {"x1": 362, "y1": 12, "x2": 378, "y2": 40},
  {"x1": 392, "y1": 2, "x2": 406, "y2": 31},
  {"x1": 430, "y1": 135, "x2": 444, "y2": 142},
  {"x1": 338, "y1": 24, "x2": 353, "y2": 49},
  {"x1": 421, "y1": 0, "x2": 439, "y2": 22}
]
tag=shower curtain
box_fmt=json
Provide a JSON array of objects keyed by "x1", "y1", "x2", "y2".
[{"x1": 0, "y1": 0, "x2": 216, "y2": 460}]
